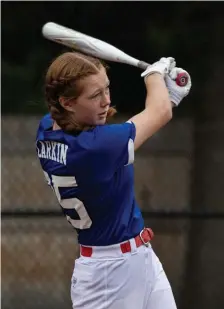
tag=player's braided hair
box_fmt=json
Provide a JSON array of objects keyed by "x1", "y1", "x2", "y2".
[{"x1": 45, "y1": 52, "x2": 116, "y2": 132}]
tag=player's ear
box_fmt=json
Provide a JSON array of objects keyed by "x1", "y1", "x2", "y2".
[{"x1": 59, "y1": 96, "x2": 75, "y2": 112}]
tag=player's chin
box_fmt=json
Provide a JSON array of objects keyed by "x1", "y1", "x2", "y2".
[{"x1": 96, "y1": 116, "x2": 107, "y2": 125}]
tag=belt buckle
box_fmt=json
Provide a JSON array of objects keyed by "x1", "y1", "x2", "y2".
[{"x1": 139, "y1": 228, "x2": 151, "y2": 247}]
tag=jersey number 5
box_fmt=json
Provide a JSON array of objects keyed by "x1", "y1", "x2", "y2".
[{"x1": 43, "y1": 172, "x2": 92, "y2": 229}]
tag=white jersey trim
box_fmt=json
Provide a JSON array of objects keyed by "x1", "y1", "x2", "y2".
[
  {"x1": 125, "y1": 138, "x2": 134, "y2": 166},
  {"x1": 124, "y1": 121, "x2": 135, "y2": 166}
]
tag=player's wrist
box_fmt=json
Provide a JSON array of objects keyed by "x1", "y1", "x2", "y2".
[
  {"x1": 144, "y1": 72, "x2": 164, "y2": 86},
  {"x1": 144, "y1": 72, "x2": 162, "y2": 85}
]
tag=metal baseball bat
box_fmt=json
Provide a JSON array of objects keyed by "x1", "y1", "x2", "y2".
[{"x1": 42, "y1": 22, "x2": 188, "y2": 86}]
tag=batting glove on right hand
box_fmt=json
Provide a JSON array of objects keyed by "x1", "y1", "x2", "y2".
[
  {"x1": 165, "y1": 67, "x2": 192, "y2": 106},
  {"x1": 141, "y1": 57, "x2": 176, "y2": 79}
]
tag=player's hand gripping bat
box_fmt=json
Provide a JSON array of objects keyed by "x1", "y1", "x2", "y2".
[{"x1": 42, "y1": 22, "x2": 188, "y2": 87}]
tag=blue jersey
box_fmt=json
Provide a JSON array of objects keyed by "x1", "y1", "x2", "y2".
[{"x1": 36, "y1": 114, "x2": 144, "y2": 246}]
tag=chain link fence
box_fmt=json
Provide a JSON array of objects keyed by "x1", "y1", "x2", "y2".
[{"x1": 2, "y1": 116, "x2": 224, "y2": 309}]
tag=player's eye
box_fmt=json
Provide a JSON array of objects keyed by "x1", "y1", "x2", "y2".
[{"x1": 91, "y1": 92, "x2": 101, "y2": 99}]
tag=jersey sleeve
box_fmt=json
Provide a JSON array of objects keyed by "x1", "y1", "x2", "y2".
[
  {"x1": 77, "y1": 122, "x2": 136, "y2": 180},
  {"x1": 96, "y1": 121, "x2": 135, "y2": 165}
]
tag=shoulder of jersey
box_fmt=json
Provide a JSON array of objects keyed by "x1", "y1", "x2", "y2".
[{"x1": 37, "y1": 114, "x2": 112, "y2": 150}]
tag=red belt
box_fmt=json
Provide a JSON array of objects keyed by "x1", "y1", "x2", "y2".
[{"x1": 80, "y1": 228, "x2": 154, "y2": 257}]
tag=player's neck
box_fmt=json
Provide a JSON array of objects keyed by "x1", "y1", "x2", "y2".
[{"x1": 53, "y1": 122, "x2": 61, "y2": 131}]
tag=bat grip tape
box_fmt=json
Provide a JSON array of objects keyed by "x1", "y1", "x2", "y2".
[{"x1": 138, "y1": 61, "x2": 150, "y2": 70}]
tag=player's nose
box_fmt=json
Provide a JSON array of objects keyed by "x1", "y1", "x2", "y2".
[{"x1": 101, "y1": 93, "x2": 111, "y2": 107}]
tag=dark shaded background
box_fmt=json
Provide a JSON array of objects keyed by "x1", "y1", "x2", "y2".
[
  {"x1": 3, "y1": 1, "x2": 216, "y2": 116},
  {"x1": 2, "y1": 2, "x2": 224, "y2": 309}
]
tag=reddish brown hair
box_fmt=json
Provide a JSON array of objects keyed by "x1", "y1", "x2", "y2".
[{"x1": 45, "y1": 52, "x2": 116, "y2": 131}]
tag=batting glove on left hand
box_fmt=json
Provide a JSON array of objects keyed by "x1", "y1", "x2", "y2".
[{"x1": 141, "y1": 57, "x2": 176, "y2": 79}]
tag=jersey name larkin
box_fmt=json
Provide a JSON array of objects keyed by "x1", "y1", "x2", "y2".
[
  {"x1": 36, "y1": 114, "x2": 144, "y2": 246},
  {"x1": 37, "y1": 141, "x2": 68, "y2": 165}
]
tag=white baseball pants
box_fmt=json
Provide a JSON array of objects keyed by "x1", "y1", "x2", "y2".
[{"x1": 71, "y1": 239, "x2": 177, "y2": 309}]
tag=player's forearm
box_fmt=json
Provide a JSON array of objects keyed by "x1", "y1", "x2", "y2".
[
  {"x1": 144, "y1": 73, "x2": 172, "y2": 110},
  {"x1": 129, "y1": 73, "x2": 172, "y2": 151}
]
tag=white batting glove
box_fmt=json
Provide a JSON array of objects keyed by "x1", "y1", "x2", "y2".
[
  {"x1": 141, "y1": 57, "x2": 176, "y2": 79},
  {"x1": 165, "y1": 67, "x2": 192, "y2": 106}
]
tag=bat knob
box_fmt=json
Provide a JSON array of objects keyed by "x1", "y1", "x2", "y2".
[{"x1": 175, "y1": 72, "x2": 189, "y2": 87}]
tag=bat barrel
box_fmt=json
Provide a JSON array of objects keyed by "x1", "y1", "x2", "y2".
[
  {"x1": 42, "y1": 22, "x2": 78, "y2": 49},
  {"x1": 42, "y1": 22, "x2": 148, "y2": 69}
]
